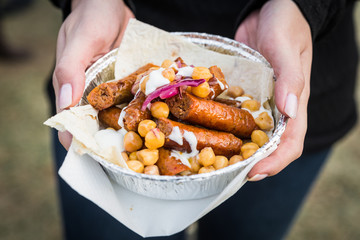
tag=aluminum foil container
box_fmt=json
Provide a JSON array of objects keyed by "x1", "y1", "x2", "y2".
[{"x1": 79, "y1": 33, "x2": 287, "y2": 200}]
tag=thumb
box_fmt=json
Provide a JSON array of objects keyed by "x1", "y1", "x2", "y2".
[
  {"x1": 262, "y1": 44, "x2": 305, "y2": 119},
  {"x1": 53, "y1": 34, "x2": 100, "y2": 150},
  {"x1": 53, "y1": 35, "x2": 98, "y2": 112}
]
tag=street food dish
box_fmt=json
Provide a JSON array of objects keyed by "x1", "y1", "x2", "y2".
[{"x1": 86, "y1": 57, "x2": 273, "y2": 176}]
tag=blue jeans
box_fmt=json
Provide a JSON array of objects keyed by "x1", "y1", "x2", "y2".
[{"x1": 52, "y1": 130, "x2": 331, "y2": 240}]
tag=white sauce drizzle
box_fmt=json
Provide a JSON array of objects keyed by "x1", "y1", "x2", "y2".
[
  {"x1": 117, "y1": 106, "x2": 127, "y2": 128},
  {"x1": 217, "y1": 79, "x2": 226, "y2": 90},
  {"x1": 235, "y1": 96, "x2": 252, "y2": 102},
  {"x1": 145, "y1": 68, "x2": 170, "y2": 95},
  {"x1": 242, "y1": 103, "x2": 274, "y2": 137},
  {"x1": 169, "y1": 129, "x2": 199, "y2": 168},
  {"x1": 183, "y1": 130, "x2": 198, "y2": 154},
  {"x1": 251, "y1": 105, "x2": 274, "y2": 123},
  {"x1": 210, "y1": 88, "x2": 216, "y2": 99},
  {"x1": 177, "y1": 66, "x2": 194, "y2": 77},
  {"x1": 168, "y1": 126, "x2": 183, "y2": 145},
  {"x1": 169, "y1": 62, "x2": 179, "y2": 71},
  {"x1": 170, "y1": 151, "x2": 191, "y2": 168}
]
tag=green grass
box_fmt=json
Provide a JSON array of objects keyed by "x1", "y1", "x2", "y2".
[
  {"x1": 0, "y1": 1, "x2": 62, "y2": 239},
  {"x1": 0, "y1": 1, "x2": 359, "y2": 240}
]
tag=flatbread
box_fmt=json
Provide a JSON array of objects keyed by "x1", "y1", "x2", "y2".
[
  {"x1": 115, "y1": 19, "x2": 274, "y2": 103},
  {"x1": 45, "y1": 19, "x2": 275, "y2": 171},
  {"x1": 44, "y1": 105, "x2": 128, "y2": 169}
]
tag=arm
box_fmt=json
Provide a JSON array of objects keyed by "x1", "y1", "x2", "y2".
[
  {"x1": 235, "y1": 0, "x2": 312, "y2": 180},
  {"x1": 52, "y1": 0, "x2": 134, "y2": 149},
  {"x1": 236, "y1": 0, "x2": 354, "y2": 180}
]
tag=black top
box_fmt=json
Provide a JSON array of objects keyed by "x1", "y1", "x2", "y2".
[{"x1": 49, "y1": 0, "x2": 359, "y2": 153}]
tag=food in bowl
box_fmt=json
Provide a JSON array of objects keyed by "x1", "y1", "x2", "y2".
[{"x1": 86, "y1": 57, "x2": 274, "y2": 176}]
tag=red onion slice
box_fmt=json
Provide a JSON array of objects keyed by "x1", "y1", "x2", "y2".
[{"x1": 141, "y1": 79, "x2": 205, "y2": 111}]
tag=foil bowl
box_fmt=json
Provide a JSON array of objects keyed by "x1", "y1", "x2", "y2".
[{"x1": 80, "y1": 33, "x2": 287, "y2": 200}]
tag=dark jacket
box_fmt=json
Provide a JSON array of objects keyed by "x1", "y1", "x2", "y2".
[{"x1": 49, "y1": 0, "x2": 359, "y2": 153}]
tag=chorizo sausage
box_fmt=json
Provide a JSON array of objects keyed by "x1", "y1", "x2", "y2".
[
  {"x1": 157, "y1": 117, "x2": 242, "y2": 157},
  {"x1": 166, "y1": 92, "x2": 257, "y2": 138},
  {"x1": 207, "y1": 66, "x2": 228, "y2": 99},
  {"x1": 156, "y1": 148, "x2": 190, "y2": 176},
  {"x1": 98, "y1": 106, "x2": 122, "y2": 130},
  {"x1": 87, "y1": 63, "x2": 157, "y2": 110},
  {"x1": 214, "y1": 98, "x2": 242, "y2": 108},
  {"x1": 123, "y1": 92, "x2": 151, "y2": 131}
]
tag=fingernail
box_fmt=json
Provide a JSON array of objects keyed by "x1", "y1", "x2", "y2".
[
  {"x1": 59, "y1": 83, "x2": 72, "y2": 110},
  {"x1": 284, "y1": 93, "x2": 298, "y2": 119},
  {"x1": 248, "y1": 174, "x2": 268, "y2": 182}
]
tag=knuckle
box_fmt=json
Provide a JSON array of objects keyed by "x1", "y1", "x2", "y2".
[{"x1": 54, "y1": 61, "x2": 70, "y2": 83}]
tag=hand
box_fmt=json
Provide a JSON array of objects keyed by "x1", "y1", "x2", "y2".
[
  {"x1": 53, "y1": 0, "x2": 134, "y2": 150},
  {"x1": 235, "y1": 0, "x2": 313, "y2": 180}
]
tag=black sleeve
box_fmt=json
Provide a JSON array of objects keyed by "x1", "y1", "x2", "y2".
[
  {"x1": 48, "y1": 0, "x2": 71, "y2": 20},
  {"x1": 235, "y1": 0, "x2": 356, "y2": 41},
  {"x1": 292, "y1": 0, "x2": 355, "y2": 40}
]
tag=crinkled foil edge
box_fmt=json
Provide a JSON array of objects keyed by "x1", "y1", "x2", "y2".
[{"x1": 80, "y1": 33, "x2": 287, "y2": 200}]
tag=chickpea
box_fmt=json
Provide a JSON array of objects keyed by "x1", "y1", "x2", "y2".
[
  {"x1": 198, "y1": 166, "x2": 216, "y2": 174},
  {"x1": 140, "y1": 75, "x2": 149, "y2": 93},
  {"x1": 136, "y1": 149, "x2": 159, "y2": 165},
  {"x1": 255, "y1": 112, "x2": 274, "y2": 131},
  {"x1": 150, "y1": 102, "x2": 169, "y2": 119},
  {"x1": 263, "y1": 101, "x2": 271, "y2": 110},
  {"x1": 179, "y1": 170, "x2": 192, "y2": 176},
  {"x1": 242, "y1": 148, "x2": 257, "y2": 159},
  {"x1": 251, "y1": 130, "x2": 269, "y2": 147},
  {"x1": 127, "y1": 160, "x2": 144, "y2": 173},
  {"x1": 162, "y1": 68, "x2": 176, "y2": 82},
  {"x1": 161, "y1": 59, "x2": 173, "y2": 68},
  {"x1": 226, "y1": 86, "x2": 244, "y2": 98},
  {"x1": 144, "y1": 165, "x2": 160, "y2": 175},
  {"x1": 129, "y1": 151, "x2": 138, "y2": 160},
  {"x1": 138, "y1": 119, "x2": 157, "y2": 137},
  {"x1": 121, "y1": 151, "x2": 129, "y2": 162},
  {"x1": 191, "y1": 82, "x2": 211, "y2": 98},
  {"x1": 229, "y1": 155, "x2": 244, "y2": 165},
  {"x1": 145, "y1": 128, "x2": 165, "y2": 150},
  {"x1": 213, "y1": 156, "x2": 229, "y2": 170},
  {"x1": 189, "y1": 156, "x2": 201, "y2": 173},
  {"x1": 124, "y1": 131, "x2": 143, "y2": 152},
  {"x1": 198, "y1": 147, "x2": 216, "y2": 167},
  {"x1": 241, "y1": 142, "x2": 259, "y2": 154},
  {"x1": 241, "y1": 99, "x2": 261, "y2": 111},
  {"x1": 192, "y1": 67, "x2": 213, "y2": 81}
]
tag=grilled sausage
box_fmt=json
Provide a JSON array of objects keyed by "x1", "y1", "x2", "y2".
[
  {"x1": 166, "y1": 92, "x2": 257, "y2": 138},
  {"x1": 98, "y1": 106, "x2": 122, "y2": 130},
  {"x1": 87, "y1": 63, "x2": 157, "y2": 110},
  {"x1": 207, "y1": 66, "x2": 228, "y2": 99},
  {"x1": 214, "y1": 98, "x2": 242, "y2": 108},
  {"x1": 157, "y1": 118, "x2": 242, "y2": 157},
  {"x1": 156, "y1": 148, "x2": 190, "y2": 176},
  {"x1": 123, "y1": 92, "x2": 151, "y2": 131}
]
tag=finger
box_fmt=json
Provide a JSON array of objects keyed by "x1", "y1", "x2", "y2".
[
  {"x1": 247, "y1": 120, "x2": 305, "y2": 179},
  {"x1": 58, "y1": 131, "x2": 73, "y2": 151},
  {"x1": 262, "y1": 41, "x2": 305, "y2": 119},
  {"x1": 247, "y1": 93, "x2": 308, "y2": 180},
  {"x1": 234, "y1": 10, "x2": 259, "y2": 48},
  {"x1": 53, "y1": 34, "x2": 104, "y2": 112}
]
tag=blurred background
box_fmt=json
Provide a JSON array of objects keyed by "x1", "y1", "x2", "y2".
[{"x1": 0, "y1": 1, "x2": 359, "y2": 239}]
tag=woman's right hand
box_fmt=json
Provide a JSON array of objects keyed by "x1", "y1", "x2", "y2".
[{"x1": 53, "y1": 0, "x2": 134, "y2": 150}]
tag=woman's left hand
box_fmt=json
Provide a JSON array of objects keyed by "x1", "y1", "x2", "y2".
[{"x1": 235, "y1": 0, "x2": 313, "y2": 181}]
